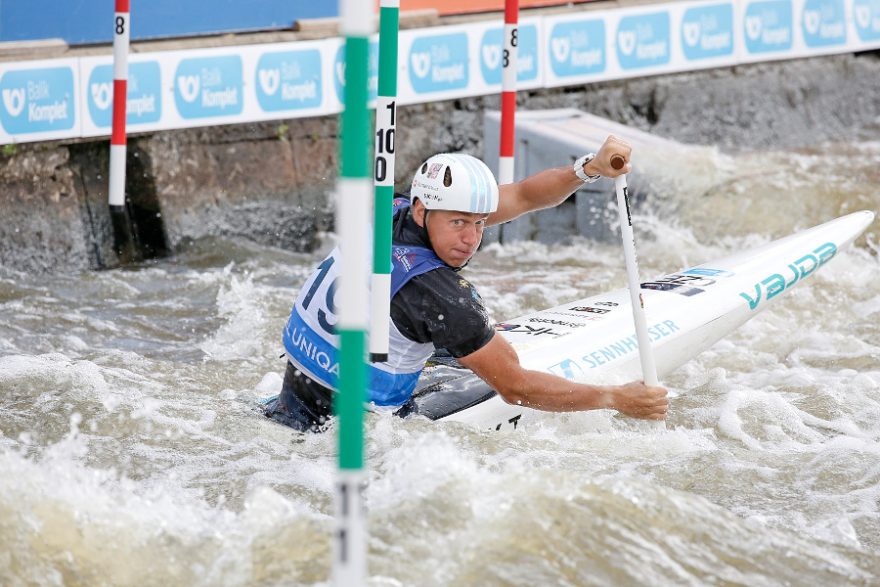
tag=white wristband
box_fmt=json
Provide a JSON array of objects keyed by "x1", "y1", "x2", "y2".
[{"x1": 574, "y1": 153, "x2": 601, "y2": 183}]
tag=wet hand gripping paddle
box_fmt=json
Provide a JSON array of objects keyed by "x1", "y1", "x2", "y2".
[{"x1": 610, "y1": 154, "x2": 659, "y2": 388}]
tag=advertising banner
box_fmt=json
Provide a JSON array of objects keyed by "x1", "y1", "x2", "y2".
[
  {"x1": 0, "y1": 59, "x2": 80, "y2": 144},
  {"x1": 80, "y1": 57, "x2": 164, "y2": 137},
  {"x1": 1, "y1": 0, "x2": 876, "y2": 145},
  {"x1": 397, "y1": 18, "x2": 544, "y2": 105},
  {"x1": 852, "y1": 0, "x2": 880, "y2": 46},
  {"x1": 326, "y1": 37, "x2": 380, "y2": 112},
  {"x1": 245, "y1": 40, "x2": 336, "y2": 122}
]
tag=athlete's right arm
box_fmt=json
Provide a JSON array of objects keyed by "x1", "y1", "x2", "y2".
[
  {"x1": 488, "y1": 135, "x2": 632, "y2": 227},
  {"x1": 457, "y1": 333, "x2": 668, "y2": 420}
]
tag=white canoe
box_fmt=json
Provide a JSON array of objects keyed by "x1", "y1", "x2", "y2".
[{"x1": 406, "y1": 211, "x2": 875, "y2": 430}]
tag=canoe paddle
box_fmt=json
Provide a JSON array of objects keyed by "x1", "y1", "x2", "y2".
[{"x1": 611, "y1": 154, "x2": 660, "y2": 389}]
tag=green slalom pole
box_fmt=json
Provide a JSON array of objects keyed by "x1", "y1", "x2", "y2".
[
  {"x1": 334, "y1": 0, "x2": 372, "y2": 584},
  {"x1": 370, "y1": 0, "x2": 400, "y2": 363}
]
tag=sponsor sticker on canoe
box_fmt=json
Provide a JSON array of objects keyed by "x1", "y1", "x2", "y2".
[
  {"x1": 527, "y1": 317, "x2": 586, "y2": 329},
  {"x1": 642, "y1": 267, "x2": 733, "y2": 297},
  {"x1": 739, "y1": 242, "x2": 836, "y2": 310},
  {"x1": 495, "y1": 323, "x2": 566, "y2": 338},
  {"x1": 547, "y1": 320, "x2": 681, "y2": 378}
]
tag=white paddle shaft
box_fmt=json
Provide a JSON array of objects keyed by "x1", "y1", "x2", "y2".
[{"x1": 614, "y1": 174, "x2": 659, "y2": 387}]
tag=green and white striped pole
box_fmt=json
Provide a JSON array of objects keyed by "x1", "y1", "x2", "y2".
[
  {"x1": 370, "y1": 0, "x2": 400, "y2": 363},
  {"x1": 334, "y1": 0, "x2": 372, "y2": 584}
]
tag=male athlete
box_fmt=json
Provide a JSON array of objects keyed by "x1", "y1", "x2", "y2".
[{"x1": 265, "y1": 135, "x2": 668, "y2": 431}]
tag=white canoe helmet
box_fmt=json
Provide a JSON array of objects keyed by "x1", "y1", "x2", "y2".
[{"x1": 410, "y1": 153, "x2": 499, "y2": 214}]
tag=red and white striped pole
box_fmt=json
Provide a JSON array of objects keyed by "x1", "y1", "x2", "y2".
[
  {"x1": 498, "y1": 0, "x2": 519, "y2": 185},
  {"x1": 109, "y1": 0, "x2": 130, "y2": 207}
]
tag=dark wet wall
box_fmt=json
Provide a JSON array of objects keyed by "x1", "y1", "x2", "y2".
[{"x1": 1, "y1": 51, "x2": 879, "y2": 273}]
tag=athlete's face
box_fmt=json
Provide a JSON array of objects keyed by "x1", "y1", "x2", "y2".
[{"x1": 413, "y1": 200, "x2": 488, "y2": 267}]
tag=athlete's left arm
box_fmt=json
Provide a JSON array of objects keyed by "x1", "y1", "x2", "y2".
[{"x1": 487, "y1": 135, "x2": 632, "y2": 227}]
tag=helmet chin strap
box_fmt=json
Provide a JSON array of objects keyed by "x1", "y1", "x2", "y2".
[{"x1": 419, "y1": 208, "x2": 435, "y2": 251}]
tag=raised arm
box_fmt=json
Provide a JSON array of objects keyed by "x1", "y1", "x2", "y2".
[
  {"x1": 488, "y1": 135, "x2": 633, "y2": 227},
  {"x1": 458, "y1": 333, "x2": 668, "y2": 420}
]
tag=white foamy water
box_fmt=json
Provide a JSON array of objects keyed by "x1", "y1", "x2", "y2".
[{"x1": 1, "y1": 143, "x2": 879, "y2": 586}]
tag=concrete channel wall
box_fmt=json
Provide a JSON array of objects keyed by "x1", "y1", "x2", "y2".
[{"x1": 2, "y1": 6, "x2": 880, "y2": 273}]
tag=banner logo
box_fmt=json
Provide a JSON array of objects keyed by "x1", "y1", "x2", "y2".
[
  {"x1": 256, "y1": 49, "x2": 322, "y2": 112},
  {"x1": 177, "y1": 75, "x2": 200, "y2": 103},
  {"x1": 259, "y1": 69, "x2": 280, "y2": 96},
  {"x1": 744, "y1": 0, "x2": 793, "y2": 53},
  {"x1": 551, "y1": 37, "x2": 570, "y2": 63},
  {"x1": 548, "y1": 19, "x2": 605, "y2": 77},
  {"x1": 482, "y1": 45, "x2": 501, "y2": 70},
  {"x1": 802, "y1": 0, "x2": 847, "y2": 47},
  {"x1": 87, "y1": 61, "x2": 161, "y2": 128},
  {"x1": 854, "y1": 0, "x2": 880, "y2": 41},
  {"x1": 803, "y1": 9, "x2": 821, "y2": 34},
  {"x1": 332, "y1": 41, "x2": 378, "y2": 103},
  {"x1": 91, "y1": 82, "x2": 112, "y2": 110},
  {"x1": 681, "y1": 3, "x2": 734, "y2": 60},
  {"x1": 683, "y1": 22, "x2": 702, "y2": 48},
  {"x1": 173, "y1": 55, "x2": 243, "y2": 119},
  {"x1": 479, "y1": 24, "x2": 539, "y2": 85},
  {"x1": 2, "y1": 88, "x2": 25, "y2": 117},
  {"x1": 0, "y1": 66, "x2": 75, "y2": 135},
  {"x1": 616, "y1": 12, "x2": 670, "y2": 70},
  {"x1": 409, "y1": 33, "x2": 469, "y2": 94},
  {"x1": 618, "y1": 30, "x2": 637, "y2": 56},
  {"x1": 411, "y1": 52, "x2": 431, "y2": 78}
]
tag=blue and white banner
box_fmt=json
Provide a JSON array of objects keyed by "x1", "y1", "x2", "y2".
[
  {"x1": 0, "y1": 59, "x2": 80, "y2": 144},
  {"x1": 245, "y1": 40, "x2": 334, "y2": 123},
  {"x1": 3, "y1": 0, "x2": 879, "y2": 145},
  {"x1": 254, "y1": 49, "x2": 325, "y2": 113},
  {"x1": 801, "y1": 0, "x2": 848, "y2": 49},
  {"x1": 398, "y1": 18, "x2": 544, "y2": 105},
  {"x1": 740, "y1": 0, "x2": 795, "y2": 58},
  {"x1": 173, "y1": 54, "x2": 244, "y2": 121},
  {"x1": 680, "y1": 3, "x2": 736, "y2": 62},
  {"x1": 400, "y1": 28, "x2": 473, "y2": 102},
  {"x1": 853, "y1": 0, "x2": 880, "y2": 42},
  {"x1": 80, "y1": 57, "x2": 164, "y2": 137},
  {"x1": 327, "y1": 37, "x2": 379, "y2": 111},
  {"x1": 545, "y1": 16, "x2": 608, "y2": 82},
  {"x1": 616, "y1": 10, "x2": 673, "y2": 72},
  {"x1": 479, "y1": 21, "x2": 542, "y2": 86}
]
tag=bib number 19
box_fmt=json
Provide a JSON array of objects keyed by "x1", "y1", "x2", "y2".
[{"x1": 302, "y1": 256, "x2": 338, "y2": 334}]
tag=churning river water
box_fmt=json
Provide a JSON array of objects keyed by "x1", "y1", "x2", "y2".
[{"x1": 1, "y1": 141, "x2": 880, "y2": 586}]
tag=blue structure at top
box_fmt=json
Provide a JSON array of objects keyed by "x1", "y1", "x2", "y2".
[{"x1": 0, "y1": 0, "x2": 338, "y2": 45}]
